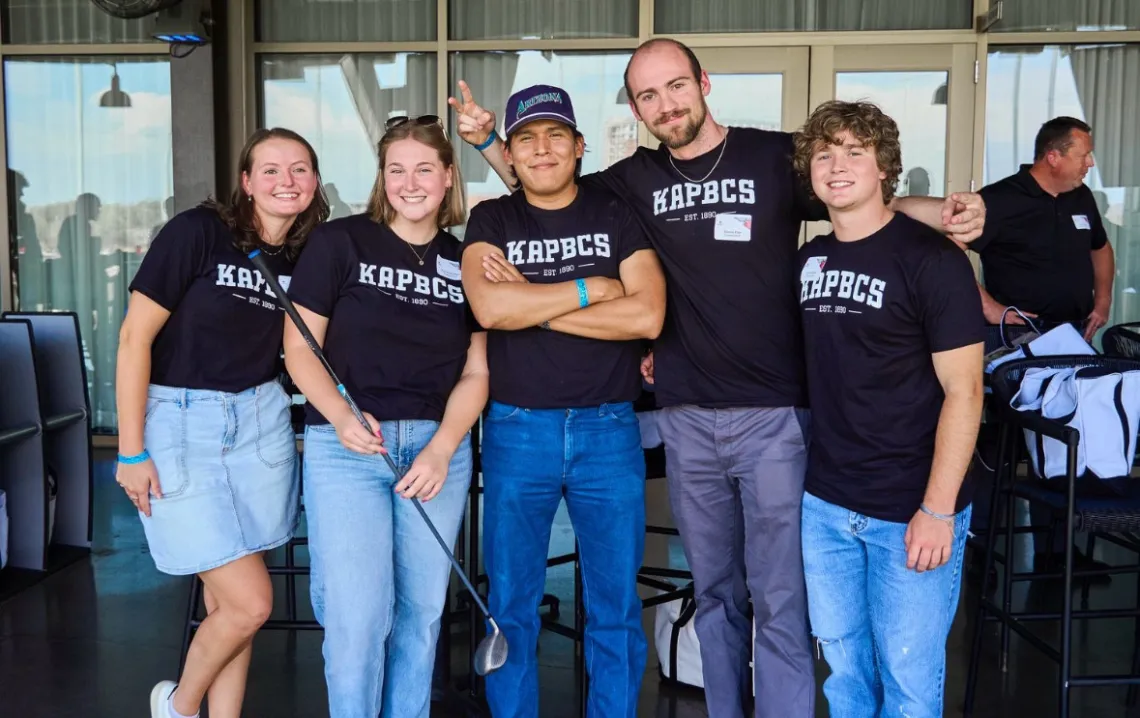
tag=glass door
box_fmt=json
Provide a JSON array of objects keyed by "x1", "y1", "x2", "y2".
[
  {"x1": 807, "y1": 44, "x2": 977, "y2": 240},
  {"x1": 640, "y1": 46, "x2": 810, "y2": 147}
]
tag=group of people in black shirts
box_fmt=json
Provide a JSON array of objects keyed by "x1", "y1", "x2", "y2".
[{"x1": 111, "y1": 33, "x2": 1112, "y2": 718}]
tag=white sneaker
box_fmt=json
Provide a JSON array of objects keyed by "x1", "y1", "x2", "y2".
[{"x1": 149, "y1": 680, "x2": 178, "y2": 718}]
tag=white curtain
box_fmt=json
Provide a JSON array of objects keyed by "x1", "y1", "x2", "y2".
[
  {"x1": 339, "y1": 54, "x2": 437, "y2": 154},
  {"x1": 654, "y1": 0, "x2": 969, "y2": 33},
  {"x1": 450, "y1": 0, "x2": 637, "y2": 40},
  {"x1": 258, "y1": 0, "x2": 436, "y2": 43},
  {"x1": 4, "y1": 0, "x2": 155, "y2": 43},
  {"x1": 1071, "y1": 46, "x2": 1140, "y2": 189},
  {"x1": 1069, "y1": 44, "x2": 1140, "y2": 327},
  {"x1": 450, "y1": 53, "x2": 522, "y2": 184}
]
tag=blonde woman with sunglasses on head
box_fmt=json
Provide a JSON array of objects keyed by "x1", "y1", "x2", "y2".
[{"x1": 283, "y1": 113, "x2": 488, "y2": 718}]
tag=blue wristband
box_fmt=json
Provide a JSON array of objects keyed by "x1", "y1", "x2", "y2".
[
  {"x1": 576, "y1": 278, "x2": 589, "y2": 308},
  {"x1": 118, "y1": 449, "x2": 150, "y2": 465},
  {"x1": 474, "y1": 133, "x2": 497, "y2": 152}
]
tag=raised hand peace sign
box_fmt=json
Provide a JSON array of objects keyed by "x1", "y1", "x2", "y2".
[{"x1": 447, "y1": 80, "x2": 497, "y2": 147}]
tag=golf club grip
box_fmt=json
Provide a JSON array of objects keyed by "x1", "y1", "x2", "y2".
[
  {"x1": 248, "y1": 249, "x2": 493, "y2": 619},
  {"x1": 248, "y1": 249, "x2": 372, "y2": 432}
]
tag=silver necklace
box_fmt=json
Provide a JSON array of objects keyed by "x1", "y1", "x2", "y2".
[
  {"x1": 260, "y1": 242, "x2": 285, "y2": 256},
  {"x1": 405, "y1": 238, "x2": 433, "y2": 266},
  {"x1": 668, "y1": 128, "x2": 729, "y2": 185}
]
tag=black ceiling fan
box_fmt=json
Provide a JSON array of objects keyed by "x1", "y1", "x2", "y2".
[{"x1": 88, "y1": 0, "x2": 184, "y2": 20}]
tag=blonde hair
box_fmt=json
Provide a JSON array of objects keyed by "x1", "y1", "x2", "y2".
[{"x1": 366, "y1": 121, "x2": 467, "y2": 228}]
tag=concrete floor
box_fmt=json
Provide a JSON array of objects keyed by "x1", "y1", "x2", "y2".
[{"x1": 2, "y1": 448, "x2": 1139, "y2": 717}]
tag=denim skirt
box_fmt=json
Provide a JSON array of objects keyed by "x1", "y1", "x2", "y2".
[{"x1": 137, "y1": 380, "x2": 300, "y2": 575}]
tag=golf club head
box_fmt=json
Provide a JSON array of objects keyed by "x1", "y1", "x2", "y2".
[{"x1": 474, "y1": 620, "x2": 509, "y2": 676}]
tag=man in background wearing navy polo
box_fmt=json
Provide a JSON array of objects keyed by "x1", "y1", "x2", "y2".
[
  {"x1": 967, "y1": 116, "x2": 1116, "y2": 574},
  {"x1": 461, "y1": 84, "x2": 667, "y2": 718}
]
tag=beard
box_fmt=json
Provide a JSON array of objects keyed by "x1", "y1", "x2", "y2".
[{"x1": 650, "y1": 103, "x2": 707, "y2": 150}]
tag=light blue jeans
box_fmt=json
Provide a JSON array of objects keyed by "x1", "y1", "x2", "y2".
[
  {"x1": 303, "y1": 420, "x2": 473, "y2": 718},
  {"x1": 801, "y1": 491, "x2": 971, "y2": 718}
]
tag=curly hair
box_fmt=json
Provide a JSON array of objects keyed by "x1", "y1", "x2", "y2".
[
  {"x1": 792, "y1": 100, "x2": 904, "y2": 204},
  {"x1": 201, "y1": 127, "x2": 330, "y2": 262}
]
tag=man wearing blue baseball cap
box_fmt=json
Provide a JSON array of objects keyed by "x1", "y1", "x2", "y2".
[
  {"x1": 461, "y1": 84, "x2": 667, "y2": 718},
  {"x1": 453, "y1": 41, "x2": 988, "y2": 718}
]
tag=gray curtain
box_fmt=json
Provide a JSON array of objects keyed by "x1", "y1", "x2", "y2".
[
  {"x1": 450, "y1": 0, "x2": 637, "y2": 40},
  {"x1": 998, "y1": 0, "x2": 1140, "y2": 33},
  {"x1": 4, "y1": 0, "x2": 156, "y2": 44},
  {"x1": 257, "y1": 0, "x2": 436, "y2": 43},
  {"x1": 654, "y1": 0, "x2": 970, "y2": 33}
]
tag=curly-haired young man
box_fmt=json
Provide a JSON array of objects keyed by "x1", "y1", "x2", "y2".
[{"x1": 792, "y1": 100, "x2": 985, "y2": 718}]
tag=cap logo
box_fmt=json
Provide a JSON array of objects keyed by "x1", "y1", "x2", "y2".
[{"x1": 517, "y1": 91, "x2": 563, "y2": 115}]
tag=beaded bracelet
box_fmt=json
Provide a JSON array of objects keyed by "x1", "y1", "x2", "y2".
[
  {"x1": 576, "y1": 278, "x2": 589, "y2": 308},
  {"x1": 118, "y1": 449, "x2": 151, "y2": 465}
]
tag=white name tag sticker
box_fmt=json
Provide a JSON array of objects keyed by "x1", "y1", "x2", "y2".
[
  {"x1": 801, "y1": 257, "x2": 826, "y2": 282},
  {"x1": 1072, "y1": 214, "x2": 1091, "y2": 230},
  {"x1": 714, "y1": 213, "x2": 752, "y2": 242},
  {"x1": 436, "y1": 256, "x2": 461, "y2": 281}
]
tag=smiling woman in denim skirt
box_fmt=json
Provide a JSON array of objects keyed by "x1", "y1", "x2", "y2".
[{"x1": 113, "y1": 127, "x2": 329, "y2": 718}]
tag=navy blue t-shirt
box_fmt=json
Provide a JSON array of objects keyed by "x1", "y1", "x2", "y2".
[
  {"x1": 287, "y1": 214, "x2": 477, "y2": 425},
  {"x1": 462, "y1": 184, "x2": 652, "y2": 408},
  {"x1": 128, "y1": 206, "x2": 294, "y2": 393},
  {"x1": 583, "y1": 127, "x2": 828, "y2": 410},
  {"x1": 797, "y1": 213, "x2": 985, "y2": 523}
]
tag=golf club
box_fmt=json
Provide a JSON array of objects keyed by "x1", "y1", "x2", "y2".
[{"x1": 249, "y1": 248, "x2": 508, "y2": 676}]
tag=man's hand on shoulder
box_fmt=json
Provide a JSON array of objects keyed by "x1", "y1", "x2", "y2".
[{"x1": 940, "y1": 192, "x2": 986, "y2": 243}]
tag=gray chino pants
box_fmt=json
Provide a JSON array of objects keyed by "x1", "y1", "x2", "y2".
[{"x1": 657, "y1": 405, "x2": 814, "y2": 718}]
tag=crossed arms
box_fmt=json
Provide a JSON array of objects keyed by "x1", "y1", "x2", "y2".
[{"x1": 461, "y1": 242, "x2": 666, "y2": 341}]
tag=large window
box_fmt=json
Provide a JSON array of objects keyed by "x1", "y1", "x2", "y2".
[
  {"x1": 5, "y1": 56, "x2": 174, "y2": 431},
  {"x1": 984, "y1": 44, "x2": 1140, "y2": 327},
  {"x1": 260, "y1": 52, "x2": 437, "y2": 218},
  {"x1": 448, "y1": 51, "x2": 636, "y2": 235},
  {"x1": 654, "y1": 0, "x2": 971, "y2": 33}
]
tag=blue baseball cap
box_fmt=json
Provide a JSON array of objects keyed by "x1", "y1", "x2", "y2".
[{"x1": 504, "y1": 84, "x2": 577, "y2": 137}]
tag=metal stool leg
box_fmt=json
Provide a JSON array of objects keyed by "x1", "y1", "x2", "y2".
[
  {"x1": 965, "y1": 421, "x2": 1011, "y2": 716},
  {"x1": 285, "y1": 540, "x2": 297, "y2": 622}
]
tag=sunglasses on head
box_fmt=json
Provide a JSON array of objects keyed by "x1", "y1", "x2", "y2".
[{"x1": 385, "y1": 114, "x2": 443, "y2": 132}]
